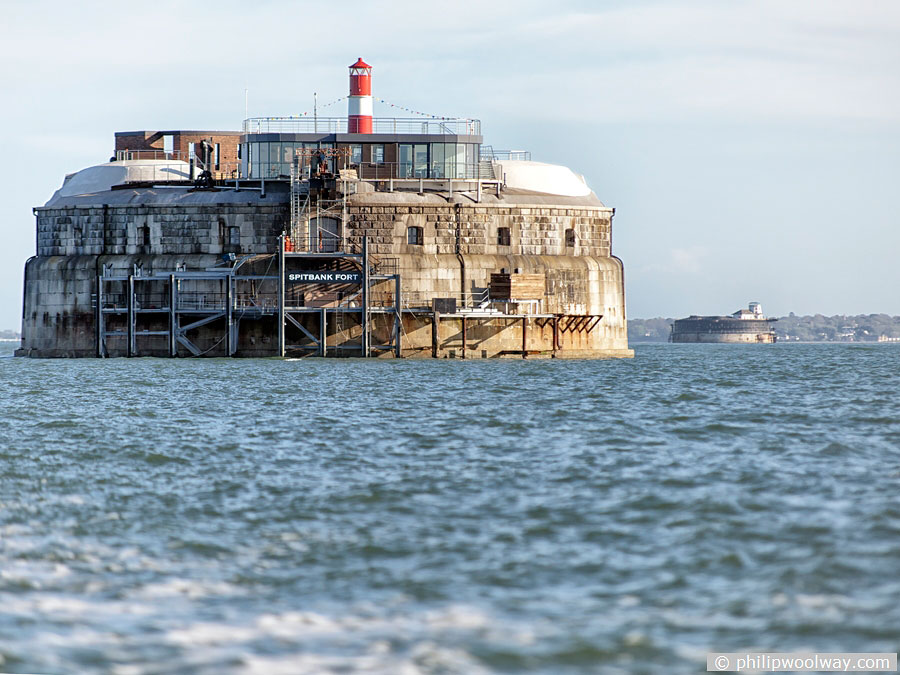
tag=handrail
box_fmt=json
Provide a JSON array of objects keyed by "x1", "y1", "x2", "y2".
[
  {"x1": 116, "y1": 150, "x2": 184, "y2": 161},
  {"x1": 256, "y1": 159, "x2": 486, "y2": 181},
  {"x1": 479, "y1": 149, "x2": 531, "y2": 161},
  {"x1": 243, "y1": 116, "x2": 481, "y2": 136}
]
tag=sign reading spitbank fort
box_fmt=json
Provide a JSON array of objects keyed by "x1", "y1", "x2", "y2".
[
  {"x1": 288, "y1": 271, "x2": 362, "y2": 284},
  {"x1": 16, "y1": 58, "x2": 633, "y2": 359}
]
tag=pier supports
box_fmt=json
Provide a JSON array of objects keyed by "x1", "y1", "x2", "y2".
[
  {"x1": 432, "y1": 310, "x2": 440, "y2": 358},
  {"x1": 320, "y1": 308, "x2": 327, "y2": 357},
  {"x1": 552, "y1": 314, "x2": 559, "y2": 357},
  {"x1": 225, "y1": 275, "x2": 233, "y2": 357},
  {"x1": 394, "y1": 275, "x2": 402, "y2": 358},
  {"x1": 462, "y1": 316, "x2": 467, "y2": 359},
  {"x1": 96, "y1": 274, "x2": 104, "y2": 358},
  {"x1": 278, "y1": 234, "x2": 285, "y2": 357},
  {"x1": 127, "y1": 274, "x2": 135, "y2": 357},
  {"x1": 522, "y1": 316, "x2": 527, "y2": 359},
  {"x1": 168, "y1": 274, "x2": 176, "y2": 357},
  {"x1": 361, "y1": 236, "x2": 370, "y2": 358}
]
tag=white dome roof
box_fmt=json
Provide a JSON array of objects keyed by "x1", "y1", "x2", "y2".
[
  {"x1": 46, "y1": 160, "x2": 191, "y2": 205},
  {"x1": 493, "y1": 160, "x2": 592, "y2": 197}
]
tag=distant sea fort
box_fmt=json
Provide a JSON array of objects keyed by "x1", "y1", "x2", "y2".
[
  {"x1": 669, "y1": 303, "x2": 776, "y2": 344},
  {"x1": 629, "y1": 312, "x2": 900, "y2": 343}
]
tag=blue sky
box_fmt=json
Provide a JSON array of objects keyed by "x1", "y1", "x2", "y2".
[{"x1": 1, "y1": 0, "x2": 898, "y2": 328}]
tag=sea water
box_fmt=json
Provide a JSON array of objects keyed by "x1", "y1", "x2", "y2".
[{"x1": 0, "y1": 342, "x2": 898, "y2": 673}]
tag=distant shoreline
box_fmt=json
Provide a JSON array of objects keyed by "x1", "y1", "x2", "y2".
[{"x1": 630, "y1": 339, "x2": 899, "y2": 345}]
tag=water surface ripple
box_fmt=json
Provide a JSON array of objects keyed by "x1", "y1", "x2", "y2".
[{"x1": 1, "y1": 343, "x2": 899, "y2": 673}]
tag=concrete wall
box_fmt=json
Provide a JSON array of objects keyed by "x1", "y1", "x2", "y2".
[
  {"x1": 343, "y1": 194, "x2": 611, "y2": 258},
  {"x1": 36, "y1": 204, "x2": 285, "y2": 257},
  {"x1": 19, "y1": 254, "x2": 225, "y2": 358}
]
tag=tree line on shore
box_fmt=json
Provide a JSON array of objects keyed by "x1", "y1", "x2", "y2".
[{"x1": 629, "y1": 314, "x2": 900, "y2": 343}]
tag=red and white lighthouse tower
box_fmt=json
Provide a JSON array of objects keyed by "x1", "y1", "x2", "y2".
[{"x1": 347, "y1": 57, "x2": 373, "y2": 134}]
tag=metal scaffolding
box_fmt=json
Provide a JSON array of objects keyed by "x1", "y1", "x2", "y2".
[
  {"x1": 278, "y1": 235, "x2": 402, "y2": 358},
  {"x1": 95, "y1": 261, "x2": 279, "y2": 358}
]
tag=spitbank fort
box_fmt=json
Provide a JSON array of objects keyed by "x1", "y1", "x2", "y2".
[{"x1": 18, "y1": 59, "x2": 632, "y2": 359}]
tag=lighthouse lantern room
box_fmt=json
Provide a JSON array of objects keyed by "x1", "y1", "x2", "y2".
[{"x1": 348, "y1": 57, "x2": 373, "y2": 134}]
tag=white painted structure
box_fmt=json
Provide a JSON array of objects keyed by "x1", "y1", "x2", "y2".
[
  {"x1": 733, "y1": 302, "x2": 767, "y2": 320},
  {"x1": 493, "y1": 160, "x2": 593, "y2": 197},
  {"x1": 47, "y1": 160, "x2": 191, "y2": 205}
]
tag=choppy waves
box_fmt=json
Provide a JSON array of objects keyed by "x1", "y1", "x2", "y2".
[{"x1": 1, "y1": 343, "x2": 899, "y2": 673}]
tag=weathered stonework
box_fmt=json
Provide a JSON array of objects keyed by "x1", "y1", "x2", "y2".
[{"x1": 19, "y1": 183, "x2": 632, "y2": 358}]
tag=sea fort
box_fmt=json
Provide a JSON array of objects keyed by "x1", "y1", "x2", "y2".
[{"x1": 17, "y1": 58, "x2": 631, "y2": 359}]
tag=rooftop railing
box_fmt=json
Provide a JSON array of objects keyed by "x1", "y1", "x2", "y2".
[
  {"x1": 480, "y1": 149, "x2": 531, "y2": 162},
  {"x1": 243, "y1": 116, "x2": 481, "y2": 136},
  {"x1": 115, "y1": 150, "x2": 184, "y2": 161},
  {"x1": 255, "y1": 160, "x2": 489, "y2": 181}
]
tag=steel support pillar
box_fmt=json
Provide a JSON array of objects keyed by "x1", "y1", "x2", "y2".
[
  {"x1": 169, "y1": 274, "x2": 177, "y2": 357},
  {"x1": 462, "y1": 316, "x2": 467, "y2": 359},
  {"x1": 225, "y1": 275, "x2": 233, "y2": 356},
  {"x1": 394, "y1": 275, "x2": 401, "y2": 358},
  {"x1": 432, "y1": 311, "x2": 440, "y2": 358},
  {"x1": 127, "y1": 274, "x2": 135, "y2": 357},
  {"x1": 361, "y1": 236, "x2": 369, "y2": 358},
  {"x1": 552, "y1": 315, "x2": 559, "y2": 357},
  {"x1": 521, "y1": 316, "x2": 527, "y2": 359},
  {"x1": 96, "y1": 275, "x2": 104, "y2": 358},
  {"x1": 278, "y1": 235, "x2": 285, "y2": 357},
  {"x1": 320, "y1": 308, "x2": 327, "y2": 357}
]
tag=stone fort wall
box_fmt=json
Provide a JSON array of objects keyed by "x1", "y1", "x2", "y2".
[{"x1": 21, "y1": 189, "x2": 630, "y2": 357}]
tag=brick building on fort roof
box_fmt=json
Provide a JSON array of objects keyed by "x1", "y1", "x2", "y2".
[{"x1": 114, "y1": 130, "x2": 242, "y2": 175}]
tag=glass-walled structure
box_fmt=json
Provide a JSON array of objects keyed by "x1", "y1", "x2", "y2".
[
  {"x1": 241, "y1": 118, "x2": 483, "y2": 180},
  {"x1": 243, "y1": 140, "x2": 481, "y2": 180},
  {"x1": 246, "y1": 141, "x2": 336, "y2": 178},
  {"x1": 397, "y1": 143, "x2": 478, "y2": 179}
]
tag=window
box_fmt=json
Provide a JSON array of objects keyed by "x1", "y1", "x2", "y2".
[
  {"x1": 351, "y1": 144, "x2": 362, "y2": 164},
  {"x1": 407, "y1": 226, "x2": 424, "y2": 245},
  {"x1": 372, "y1": 144, "x2": 384, "y2": 164},
  {"x1": 455, "y1": 143, "x2": 466, "y2": 179},
  {"x1": 414, "y1": 144, "x2": 429, "y2": 177},
  {"x1": 282, "y1": 143, "x2": 294, "y2": 166},
  {"x1": 497, "y1": 227, "x2": 510, "y2": 246},
  {"x1": 401, "y1": 144, "x2": 429, "y2": 177},
  {"x1": 399, "y1": 144, "x2": 413, "y2": 177},
  {"x1": 565, "y1": 228, "x2": 576, "y2": 247},
  {"x1": 215, "y1": 143, "x2": 220, "y2": 170},
  {"x1": 222, "y1": 217, "x2": 241, "y2": 253},
  {"x1": 268, "y1": 142, "x2": 282, "y2": 176},
  {"x1": 430, "y1": 143, "x2": 445, "y2": 178}
]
